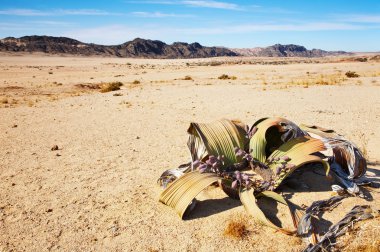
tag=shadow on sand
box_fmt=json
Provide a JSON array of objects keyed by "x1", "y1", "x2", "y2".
[{"x1": 184, "y1": 197, "x2": 241, "y2": 220}]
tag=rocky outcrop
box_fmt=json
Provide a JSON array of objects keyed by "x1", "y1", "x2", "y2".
[
  {"x1": 0, "y1": 36, "x2": 237, "y2": 58},
  {"x1": 0, "y1": 36, "x2": 351, "y2": 58},
  {"x1": 231, "y1": 44, "x2": 350, "y2": 57}
]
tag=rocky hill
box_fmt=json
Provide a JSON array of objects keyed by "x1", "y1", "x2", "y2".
[
  {"x1": 0, "y1": 36, "x2": 237, "y2": 58},
  {"x1": 231, "y1": 44, "x2": 350, "y2": 57},
  {"x1": 0, "y1": 36, "x2": 350, "y2": 58}
]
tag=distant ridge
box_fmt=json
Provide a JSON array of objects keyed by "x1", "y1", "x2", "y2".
[
  {"x1": 231, "y1": 44, "x2": 351, "y2": 57},
  {"x1": 0, "y1": 36, "x2": 237, "y2": 58},
  {"x1": 0, "y1": 36, "x2": 350, "y2": 58}
]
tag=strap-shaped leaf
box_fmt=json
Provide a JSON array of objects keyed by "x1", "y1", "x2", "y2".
[
  {"x1": 187, "y1": 119, "x2": 248, "y2": 167},
  {"x1": 159, "y1": 171, "x2": 219, "y2": 218},
  {"x1": 250, "y1": 118, "x2": 306, "y2": 163},
  {"x1": 300, "y1": 124, "x2": 367, "y2": 179},
  {"x1": 157, "y1": 162, "x2": 191, "y2": 188},
  {"x1": 299, "y1": 124, "x2": 337, "y2": 139},
  {"x1": 239, "y1": 188, "x2": 296, "y2": 235},
  {"x1": 250, "y1": 118, "x2": 282, "y2": 162},
  {"x1": 303, "y1": 205, "x2": 374, "y2": 252},
  {"x1": 268, "y1": 137, "x2": 330, "y2": 189}
]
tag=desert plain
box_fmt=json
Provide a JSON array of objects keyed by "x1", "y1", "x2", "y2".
[{"x1": 0, "y1": 54, "x2": 379, "y2": 251}]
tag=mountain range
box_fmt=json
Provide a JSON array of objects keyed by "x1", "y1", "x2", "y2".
[{"x1": 0, "y1": 36, "x2": 350, "y2": 58}]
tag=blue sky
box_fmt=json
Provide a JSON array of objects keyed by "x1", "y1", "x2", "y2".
[{"x1": 0, "y1": 0, "x2": 379, "y2": 51}]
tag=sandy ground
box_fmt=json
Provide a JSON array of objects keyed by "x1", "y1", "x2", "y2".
[{"x1": 0, "y1": 55, "x2": 379, "y2": 251}]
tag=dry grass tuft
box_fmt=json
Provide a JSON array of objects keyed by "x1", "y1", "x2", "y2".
[
  {"x1": 345, "y1": 71, "x2": 360, "y2": 78},
  {"x1": 100, "y1": 82, "x2": 123, "y2": 93},
  {"x1": 75, "y1": 83, "x2": 101, "y2": 90},
  {"x1": 218, "y1": 74, "x2": 237, "y2": 80},
  {"x1": 182, "y1": 75, "x2": 193, "y2": 80},
  {"x1": 132, "y1": 80, "x2": 141, "y2": 85},
  {"x1": 288, "y1": 73, "x2": 347, "y2": 87},
  {"x1": 224, "y1": 219, "x2": 248, "y2": 239},
  {"x1": 119, "y1": 100, "x2": 132, "y2": 108}
]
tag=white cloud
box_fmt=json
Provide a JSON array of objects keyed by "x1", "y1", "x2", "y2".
[
  {"x1": 0, "y1": 8, "x2": 118, "y2": 16},
  {"x1": 0, "y1": 22, "x2": 29, "y2": 31},
  {"x1": 174, "y1": 22, "x2": 365, "y2": 35},
  {"x1": 29, "y1": 21, "x2": 75, "y2": 26},
  {"x1": 230, "y1": 22, "x2": 363, "y2": 32},
  {"x1": 0, "y1": 9, "x2": 48, "y2": 16},
  {"x1": 337, "y1": 14, "x2": 380, "y2": 23},
  {"x1": 132, "y1": 11, "x2": 194, "y2": 18},
  {"x1": 126, "y1": 0, "x2": 242, "y2": 10},
  {"x1": 125, "y1": 0, "x2": 177, "y2": 4},
  {"x1": 182, "y1": 0, "x2": 240, "y2": 10},
  {"x1": 58, "y1": 9, "x2": 115, "y2": 15}
]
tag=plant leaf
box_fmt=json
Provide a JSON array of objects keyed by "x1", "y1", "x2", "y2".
[
  {"x1": 268, "y1": 137, "x2": 330, "y2": 189},
  {"x1": 300, "y1": 124, "x2": 367, "y2": 179},
  {"x1": 239, "y1": 188, "x2": 296, "y2": 235},
  {"x1": 157, "y1": 162, "x2": 191, "y2": 188},
  {"x1": 187, "y1": 119, "x2": 248, "y2": 168},
  {"x1": 298, "y1": 195, "x2": 345, "y2": 245},
  {"x1": 159, "y1": 171, "x2": 219, "y2": 218},
  {"x1": 302, "y1": 205, "x2": 374, "y2": 252},
  {"x1": 249, "y1": 118, "x2": 306, "y2": 163}
]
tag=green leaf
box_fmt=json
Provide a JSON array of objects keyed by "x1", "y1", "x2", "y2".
[
  {"x1": 239, "y1": 188, "x2": 296, "y2": 235},
  {"x1": 267, "y1": 136, "x2": 330, "y2": 189},
  {"x1": 159, "y1": 171, "x2": 220, "y2": 218},
  {"x1": 187, "y1": 119, "x2": 248, "y2": 168},
  {"x1": 249, "y1": 118, "x2": 306, "y2": 163},
  {"x1": 249, "y1": 118, "x2": 283, "y2": 162}
]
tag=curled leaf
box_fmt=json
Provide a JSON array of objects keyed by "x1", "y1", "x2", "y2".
[{"x1": 159, "y1": 171, "x2": 220, "y2": 218}]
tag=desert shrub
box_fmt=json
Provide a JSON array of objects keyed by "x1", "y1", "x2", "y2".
[
  {"x1": 355, "y1": 57, "x2": 368, "y2": 62},
  {"x1": 218, "y1": 74, "x2": 237, "y2": 80},
  {"x1": 183, "y1": 75, "x2": 193, "y2": 80},
  {"x1": 132, "y1": 80, "x2": 141, "y2": 85},
  {"x1": 345, "y1": 71, "x2": 360, "y2": 78},
  {"x1": 100, "y1": 82, "x2": 123, "y2": 93},
  {"x1": 75, "y1": 83, "x2": 101, "y2": 90},
  {"x1": 209, "y1": 61, "x2": 222, "y2": 66}
]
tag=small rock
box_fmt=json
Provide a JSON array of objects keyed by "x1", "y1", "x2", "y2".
[
  {"x1": 11, "y1": 124, "x2": 17, "y2": 128},
  {"x1": 136, "y1": 136, "x2": 140, "y2": 139},
  {"x1": 46, "y1": 209, "x2": 53, "y2": 213},
  {"x1": 51, "y1": 145, "x2": 59, "y2": 151},
  {"x1": 56, "y1": 153, "x2": 61, "y2": 157}
]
